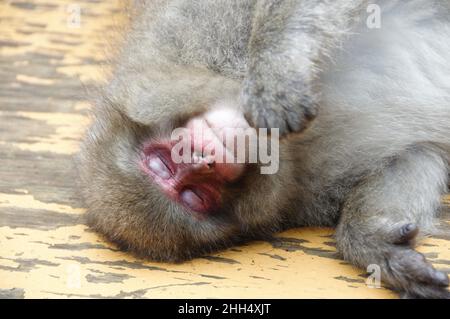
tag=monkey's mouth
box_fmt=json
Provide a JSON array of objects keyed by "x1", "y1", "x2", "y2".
[{"x1": 140, "y1": 107, "x2": 250, "y2": 216}]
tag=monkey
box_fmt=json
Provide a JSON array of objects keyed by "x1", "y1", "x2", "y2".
[{"x1": 77, "y1": 0, "x2": 450, "y2": 298}]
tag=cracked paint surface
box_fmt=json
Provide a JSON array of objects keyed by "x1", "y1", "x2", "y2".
[{"x1": 0, "y1": 0, "x2": 449, "y2": 299}]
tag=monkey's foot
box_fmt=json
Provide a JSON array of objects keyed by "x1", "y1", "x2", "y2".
[
  {"x1": 380, "y1": 223, "x2": 449, "y2": 298},
  {"x1": 340, "y1": 223, "x2": 450, "y2": 298}
]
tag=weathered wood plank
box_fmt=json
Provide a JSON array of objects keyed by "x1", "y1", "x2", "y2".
[{"x1": 0, "y1": 0, "x2": 448, "y2": 299}]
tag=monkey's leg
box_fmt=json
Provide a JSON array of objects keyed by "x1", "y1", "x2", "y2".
[
  {"x1": 335, "y1": 147, "x2": 450, "y2": 298},
  {"x1": 242, "y1": 0, "x2": 368, "y2": 135}
]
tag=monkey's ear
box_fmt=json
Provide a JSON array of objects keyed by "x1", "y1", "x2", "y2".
[{"x1": 104, "y1": 65, "x2": 241, "y2": 128}]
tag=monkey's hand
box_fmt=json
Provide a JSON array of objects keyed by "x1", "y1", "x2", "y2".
[
  {"x1": 338, "y1": 223, "x2": 450, "y2": 299},
  {"x1": 241, "y1": 62, "x2": 318, "y2": 136},
  {"x1": 380, "y1": 224, "x2": 450, "y2": 298}
]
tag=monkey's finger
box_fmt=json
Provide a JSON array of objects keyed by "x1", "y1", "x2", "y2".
[
  {"x1": 415, "y1": 267, "x2": 450, "y2": 287},
  {"x1": 397, "y1": 250, "x2": 449, "y2": 287},
  {"x1": 401, "y1": 285, "x2": 450, "y2": 299},
  {"x1": 389, "y1": 223, "x2": 419, "y2": 245}
]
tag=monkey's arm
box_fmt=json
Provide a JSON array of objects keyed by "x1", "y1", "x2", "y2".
[
  {"x1": 335, "y1": 147, "x2": 450, "y2": 298},
  {"x1": 243, "y1": 0, "x2": 368, "y2": 135},
  {"x1": 107, "y1": 62, "x2": 240, "y2": 127}
]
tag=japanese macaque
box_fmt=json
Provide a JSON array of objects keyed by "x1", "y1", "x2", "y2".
[{"x1": 77, "y1": 0, "x2": 450, "y2": 298}]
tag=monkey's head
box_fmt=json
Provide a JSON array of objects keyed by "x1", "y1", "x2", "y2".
[{"x1": 77, "y1": 91, "x2": 299, "y2": 262}]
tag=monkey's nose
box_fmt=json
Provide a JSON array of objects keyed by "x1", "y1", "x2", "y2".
[
  {"x1": 185, "y1": 150, "x2": 244, "y2": 183},
  {"x1": 185, "y1": 107, "x2": 251, "y2": 183},
  {"x1": 180, "y1": 188, "x2": 205, "y2": 212}
]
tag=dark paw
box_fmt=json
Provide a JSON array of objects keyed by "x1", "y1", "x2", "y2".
[
  {"x1": 241, "y1": 77, "x2": 318, "y2": 136},
  {"x1": 383, "y1": 223, "x2": 449, "y2": 298},
  {"x1": 387, "y1": 246, "x2": 449, "y2": 298},
  {"x1": 340, "y1": 222, "x2": 450, "y2": 298}
]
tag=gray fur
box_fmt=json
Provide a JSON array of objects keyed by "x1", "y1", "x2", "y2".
[{"x1": 77, "y1": 0, "x2": 450, "y2": 298}]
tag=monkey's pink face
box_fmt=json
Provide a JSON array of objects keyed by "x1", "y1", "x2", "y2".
[
  {"x1": 79, "y1": 102, "x2": 287, "y2": 261},
  {"x1": 140, "y1": 108, "x2": 249, "y2": 217}
]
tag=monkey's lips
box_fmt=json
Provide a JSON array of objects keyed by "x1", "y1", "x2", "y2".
[{"x1": 141, "y1": 107, "x2": 250, "y2": 216}]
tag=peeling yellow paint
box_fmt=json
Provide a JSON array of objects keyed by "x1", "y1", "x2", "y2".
[
  {"x1": 0, "y1": 0, "x2": 448, "y2": 300},
  {"x1": 0, "y1": 193, "x2": 84, "y2": 215},
  {"x1": 73, "y1": 101, "x2": 91, "y2": 111},
  {"x1": 13, "y1": 189, "x2": 29, "y2": 194},
  {"x1": 444, "y1": 195, "x2": 450, "y2": 205},
  {"x1": 0, "y1": 0, "x2": 125, "y2": 83},
  {"x1": 0, "y1": 111, "x2": 89, "y2": 154},
  {"x1": 0, "y1": 225, "x2": 398, "y2": 298},
  {"x1": 16, "y1": 74, "x2": 54, "y2": 85}
]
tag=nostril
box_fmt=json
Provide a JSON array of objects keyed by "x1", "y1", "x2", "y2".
[
  {"x1": 148, "y1": 156, "x2": 172, "y2": 179},
  {"x1": 180, "y1": 188, "x2": 204, "y2": 212}
]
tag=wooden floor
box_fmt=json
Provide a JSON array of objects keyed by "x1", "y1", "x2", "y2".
[{"x1": 0, "y1": 0, "x2": 449, "y2": 299}]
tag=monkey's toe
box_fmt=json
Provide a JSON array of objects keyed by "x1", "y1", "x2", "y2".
[
  {"x1": 391, "y1": 249, "x2": 448, "y2": 286},
  {"x1": 401, "y1": 286, "x2": 450, "y2": 299},
  {"x1": 385, "y1": 246, "x2": 450, "y2": 298},
  {"x1": 391, "y1": 222, "x2": 419, "y2": 245}
]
